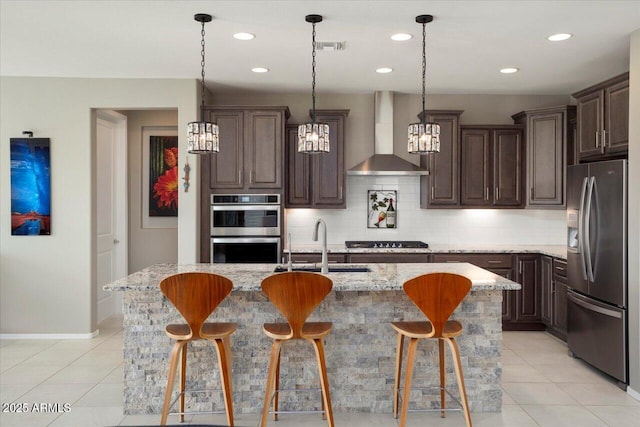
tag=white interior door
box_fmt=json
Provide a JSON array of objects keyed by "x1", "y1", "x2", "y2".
[{"x1": 96, "y1": 110, "x2": 127, "y2": 323}]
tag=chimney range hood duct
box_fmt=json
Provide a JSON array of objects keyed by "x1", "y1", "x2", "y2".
[{"x1": 347, "y1": 91, "x2": 428, "y2": 176}]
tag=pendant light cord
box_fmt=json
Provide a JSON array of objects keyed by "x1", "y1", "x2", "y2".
[
  {"x1": 311, "y1": 21, "x2": 317, "y2": 124},
  {"x1": 200, "y1": 20, "x2": 207, "y2": 122},
  {"x1": 421, "y1": 21, "x2": 426, "y2": 125}
]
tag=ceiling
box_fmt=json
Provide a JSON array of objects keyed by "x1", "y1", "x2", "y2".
[{"x1": 1, "y1": 1, "x2": 639, "y2": 95}]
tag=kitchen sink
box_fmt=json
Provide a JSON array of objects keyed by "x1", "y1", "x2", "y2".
[{"x1": 273, "y1": 266, "x2": 371, "y2": 273}]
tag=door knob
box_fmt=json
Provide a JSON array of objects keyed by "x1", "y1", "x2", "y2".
[{"x1": 113, "y1": 238, "x2": 120, "y2": 244}]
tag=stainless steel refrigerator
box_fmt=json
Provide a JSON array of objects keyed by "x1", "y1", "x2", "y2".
[{"x1": 566, "y1": 159, "x2": 627, "y2": 388}]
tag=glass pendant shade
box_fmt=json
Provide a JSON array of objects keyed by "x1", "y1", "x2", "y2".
[
  {"x1": 298, "y1": 122, "x2": 330, "y2": 153},
  {"x1": 408, "y1": 121, "x2": 440, "y2": 154},
  {"x1": 187, "y1": 121, "x2": 219, "y2": 154}
]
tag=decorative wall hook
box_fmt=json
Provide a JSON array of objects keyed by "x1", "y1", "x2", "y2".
[{"x1": 182, "y1": 158, "x2": 191, "y2": 192}]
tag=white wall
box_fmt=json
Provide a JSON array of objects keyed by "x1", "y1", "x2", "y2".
[
  {"x1": 0, "y1": 77, "x2": 198, "y2": 335},
  {"x1": 121, "y1": 110, "x2": 179, "y2": 273},
  {"x1": 628, "y1": 28, "x2": 640, "y2": 397},
  {"x1": 286, "y1": 176, "x2": 565, "y2": 247}
]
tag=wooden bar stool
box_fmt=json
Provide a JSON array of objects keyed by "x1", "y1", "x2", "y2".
[
  {"x1": 259, "y1": 271, "x2": 334, "y2": 427},
  {"x1": 392, "y1": 272, "x2": 473, "y2": 427},
  {"x1": 159, "y1": 272, "x2": 237, "y2": 426}
]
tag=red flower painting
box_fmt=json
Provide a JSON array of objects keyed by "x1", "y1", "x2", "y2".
[{"x1": 149, "y1": 137, "x2": 178, "y2": 217}]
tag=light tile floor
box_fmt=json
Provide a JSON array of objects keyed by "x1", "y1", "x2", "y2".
[{"x1": 1, "y1": 316, "x2": 638, "y2": 426}]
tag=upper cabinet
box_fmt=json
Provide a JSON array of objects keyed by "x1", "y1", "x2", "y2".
[
  {"x1": 512, "y1": 106, "x2": 576, "y2": 208},
  {"x1": 460, "y1": 125, "x2": 524, "y2": 208},
  {"x1": 203, "y1": 106, "x2": 290, "y2": 192},
  {"x1": 419, "y1": 110, "x2": 463, "y2": 208},
  {"x1": 572, "y1": 72, "x2": 629, "y2": 161},
  {"x1": 285, "y1": 110, "x2": 349, "y2": 208}
]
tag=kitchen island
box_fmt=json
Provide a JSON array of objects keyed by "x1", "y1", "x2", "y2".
[{"x1": 104, "y1": 262, "x2": 520, "y2": 415}]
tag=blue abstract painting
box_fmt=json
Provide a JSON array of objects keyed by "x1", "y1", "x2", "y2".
[{"x1": 10, "y1": 138, "x2": 51, "y2": 235}]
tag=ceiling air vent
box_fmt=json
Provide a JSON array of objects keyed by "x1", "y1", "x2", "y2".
[{"x1": 315, "y1": 41, "x2": 345, "y2": 51}]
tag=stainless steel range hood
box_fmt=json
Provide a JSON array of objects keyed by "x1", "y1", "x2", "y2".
[{"x1": 348, "y1": 91, "x2": 428, "y2": 176}]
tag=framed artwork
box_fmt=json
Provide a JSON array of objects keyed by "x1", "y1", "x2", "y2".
[
  {"x1": 10, "y1": 138, "x2": 51, "y2": 235},
  {"x1": 142, "y1": 126, "x2": 178, "y2": 228},
  {"x1": 368, "y1": 190, "x2": 397, "y2": 229}
]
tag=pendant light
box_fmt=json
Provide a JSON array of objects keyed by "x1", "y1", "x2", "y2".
[
  {"x1": 187, "y1": 13, "x2": 219, "y2": 154},
  {"x1": 408, "y1": 14, "x2": 440, "y2": 154},
  {"x1": 298, "y1": 14, "x2": 330, "y2": 154}
]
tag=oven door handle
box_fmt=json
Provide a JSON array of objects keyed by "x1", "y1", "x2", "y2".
[
  {"x1": 211, "y1": 205, "x2": 280, "y2": 211},
  {"x1": 211, "y1": 237, "x2": 281, "y2": 244}
]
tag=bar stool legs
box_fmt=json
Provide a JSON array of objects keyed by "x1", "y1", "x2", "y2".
[
  {"x1": 261, "y1": 340, "x2": 283, "y2": 427},
  {"x1": 213, "y1": 337, "x2": 234, "y2": 427},
  {"x1": 161, "y1": 340, "x2": 187, "y2": 425},
  {"x1": 311, "y1": 338, "x2": 334, "y2": 427},
  {"x1": 393, "y1": 335, "x2": 473, "y2": 427}
]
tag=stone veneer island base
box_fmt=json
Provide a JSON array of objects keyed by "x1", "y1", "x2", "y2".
[{"x1": 104, "y1": 263, "x2": 520, "y2": 415}]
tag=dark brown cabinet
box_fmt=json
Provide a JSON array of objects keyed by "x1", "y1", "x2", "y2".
[
  {"x1": 285, "y1": 110, "x2": 348, "y2": 208},
  {"x1": 573, "y1": 73, "x2": 629, "y2": 161},
  {"x1": 512, "y1": 254, "x2": 543, "y2": 328},
  {"x1": 419, "y1": 110, "x2": 464, "y2": 208},
  {"x1": 203, "y1": 106, "x2": 290, "y2": 191},
  {"x1": 512, "y1": 106, "x2": 576, "y2": 207},
  {"x1": 460, "y1": 126, "x2": 524, "y2": 207},
  {"x1": 541, "y1": 255, "x2": 553, "y2": 325},
  {"x1": 542, "y1": 257, "x2": 568, "y2": 341}
]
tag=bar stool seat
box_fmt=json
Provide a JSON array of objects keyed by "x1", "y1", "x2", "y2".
[
  {"x1": 263, "y1": 322, "x2": 332, "y2": 340},
  {"x1": 392, "y1": 272, "x2": 473, "y2": 427},
  {"x1": 159, "y1": 272, "x2": 237, "y2": 426},
  {"x1": 260, "y1": 271, "x2": 335, "y2": 427}
]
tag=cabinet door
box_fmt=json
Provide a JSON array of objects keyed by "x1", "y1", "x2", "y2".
[
  {"x1": 461, "y1": 128, "x2": 491, "y2": 206},
  {"x1": 312, "y1": 112, "x2": 346, "y2": 208},
  {"x1": 576, "y1": 91, "x2": 604, "y2": 159},
  {"x1": 515, "y1": 254, "x2": 541, "y2": 322},
  {"x1": 541, "y1": 256, "x2": 553, "y2": 326},
  {"x1": 286, "y1": 125, "x2": 311, "y2": 206},
  {"x1": 527, "y1": 112, "x2": 563, "y2": 206},
  {"x1": 421, "y1": 112, "x2": 461, "y2": 207},
  {"x1": 246, "y1": 110, "x2": 283, "y2": 189},
  {"x1": 554, "y1": 280, "x2": 568, "y2": 337},
  {"x1": 207, "y1": 110, "x2": 244, "y2": 189},
  {"x1": 493, "y1": 128, "x2": 523, "y2": 206},
  {"x1": 604, "y1": 79, "x2": 629, "y2": 155}
]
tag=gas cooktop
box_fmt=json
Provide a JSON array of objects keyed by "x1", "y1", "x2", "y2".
[{"x1": 345, "y1": 241, "x2": 429, "y2": 249}]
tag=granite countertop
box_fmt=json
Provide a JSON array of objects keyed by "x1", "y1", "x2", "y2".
[
  {"x1": 285, "y1": 244, "x2": 567, "y2": 259},
  {"x1": 104, "y1": 262, "x2": 521, "y2": 293}
]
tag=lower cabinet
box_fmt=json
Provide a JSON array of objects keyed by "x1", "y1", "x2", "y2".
[{"x1": 542, "y1": 257, "x2": 568, "y2": 341}]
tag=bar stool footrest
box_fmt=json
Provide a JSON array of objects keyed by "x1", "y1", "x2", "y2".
[{"x1": 397, "y1": 385, "x2": 465, "y2": 412}]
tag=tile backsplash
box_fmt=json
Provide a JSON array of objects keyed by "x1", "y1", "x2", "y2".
[{"x1": 285, "y1": 176, "x2": 566, "y2": 246}]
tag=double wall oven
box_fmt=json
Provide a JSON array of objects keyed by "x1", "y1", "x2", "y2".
[{"x1": 210, "y1": 194, "x2": 281, "y2": 263}]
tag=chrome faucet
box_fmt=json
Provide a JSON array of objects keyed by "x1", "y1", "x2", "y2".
[{"x1": 312, "y1": 218, "x2": 328, "y2": 274}]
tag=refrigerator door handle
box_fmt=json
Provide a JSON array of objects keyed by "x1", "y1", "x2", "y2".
[
  {"x1": 568, "y1": 292, "x2": 622, "y2": 319},
  {"x1": 584, "y1": 176, "x2": 596, "y2": 282},
  {"x1": 578, "y1": 177, "x2": 589, "y2": 281}
]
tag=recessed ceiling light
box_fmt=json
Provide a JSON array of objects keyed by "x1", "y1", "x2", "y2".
[
  {"x1": 233, "y1": 32, "x2": 255, "y2": 40},
  {"x1": 391, "y1": 33, "x2": 412, "y2": 41},
  {"x1": 376, "y1": 67, "x2": 393, "y2": 74},
  {"x1": 251, "y1": 67, "x2": 269, "y2": 73},
  {"x1": 548, "y1": 33, "x2": 572, "y2": 41},
  {"x1": 500, "y1": 67, "x2": 519, "y2": 74}
]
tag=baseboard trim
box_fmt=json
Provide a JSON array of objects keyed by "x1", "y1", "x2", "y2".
[
  {"x1": 628, "y1": 386, "x2": 640, "y2": 401},
  {"x1": 0, "y1": 329, "x2": 100, "y2": 340}
]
